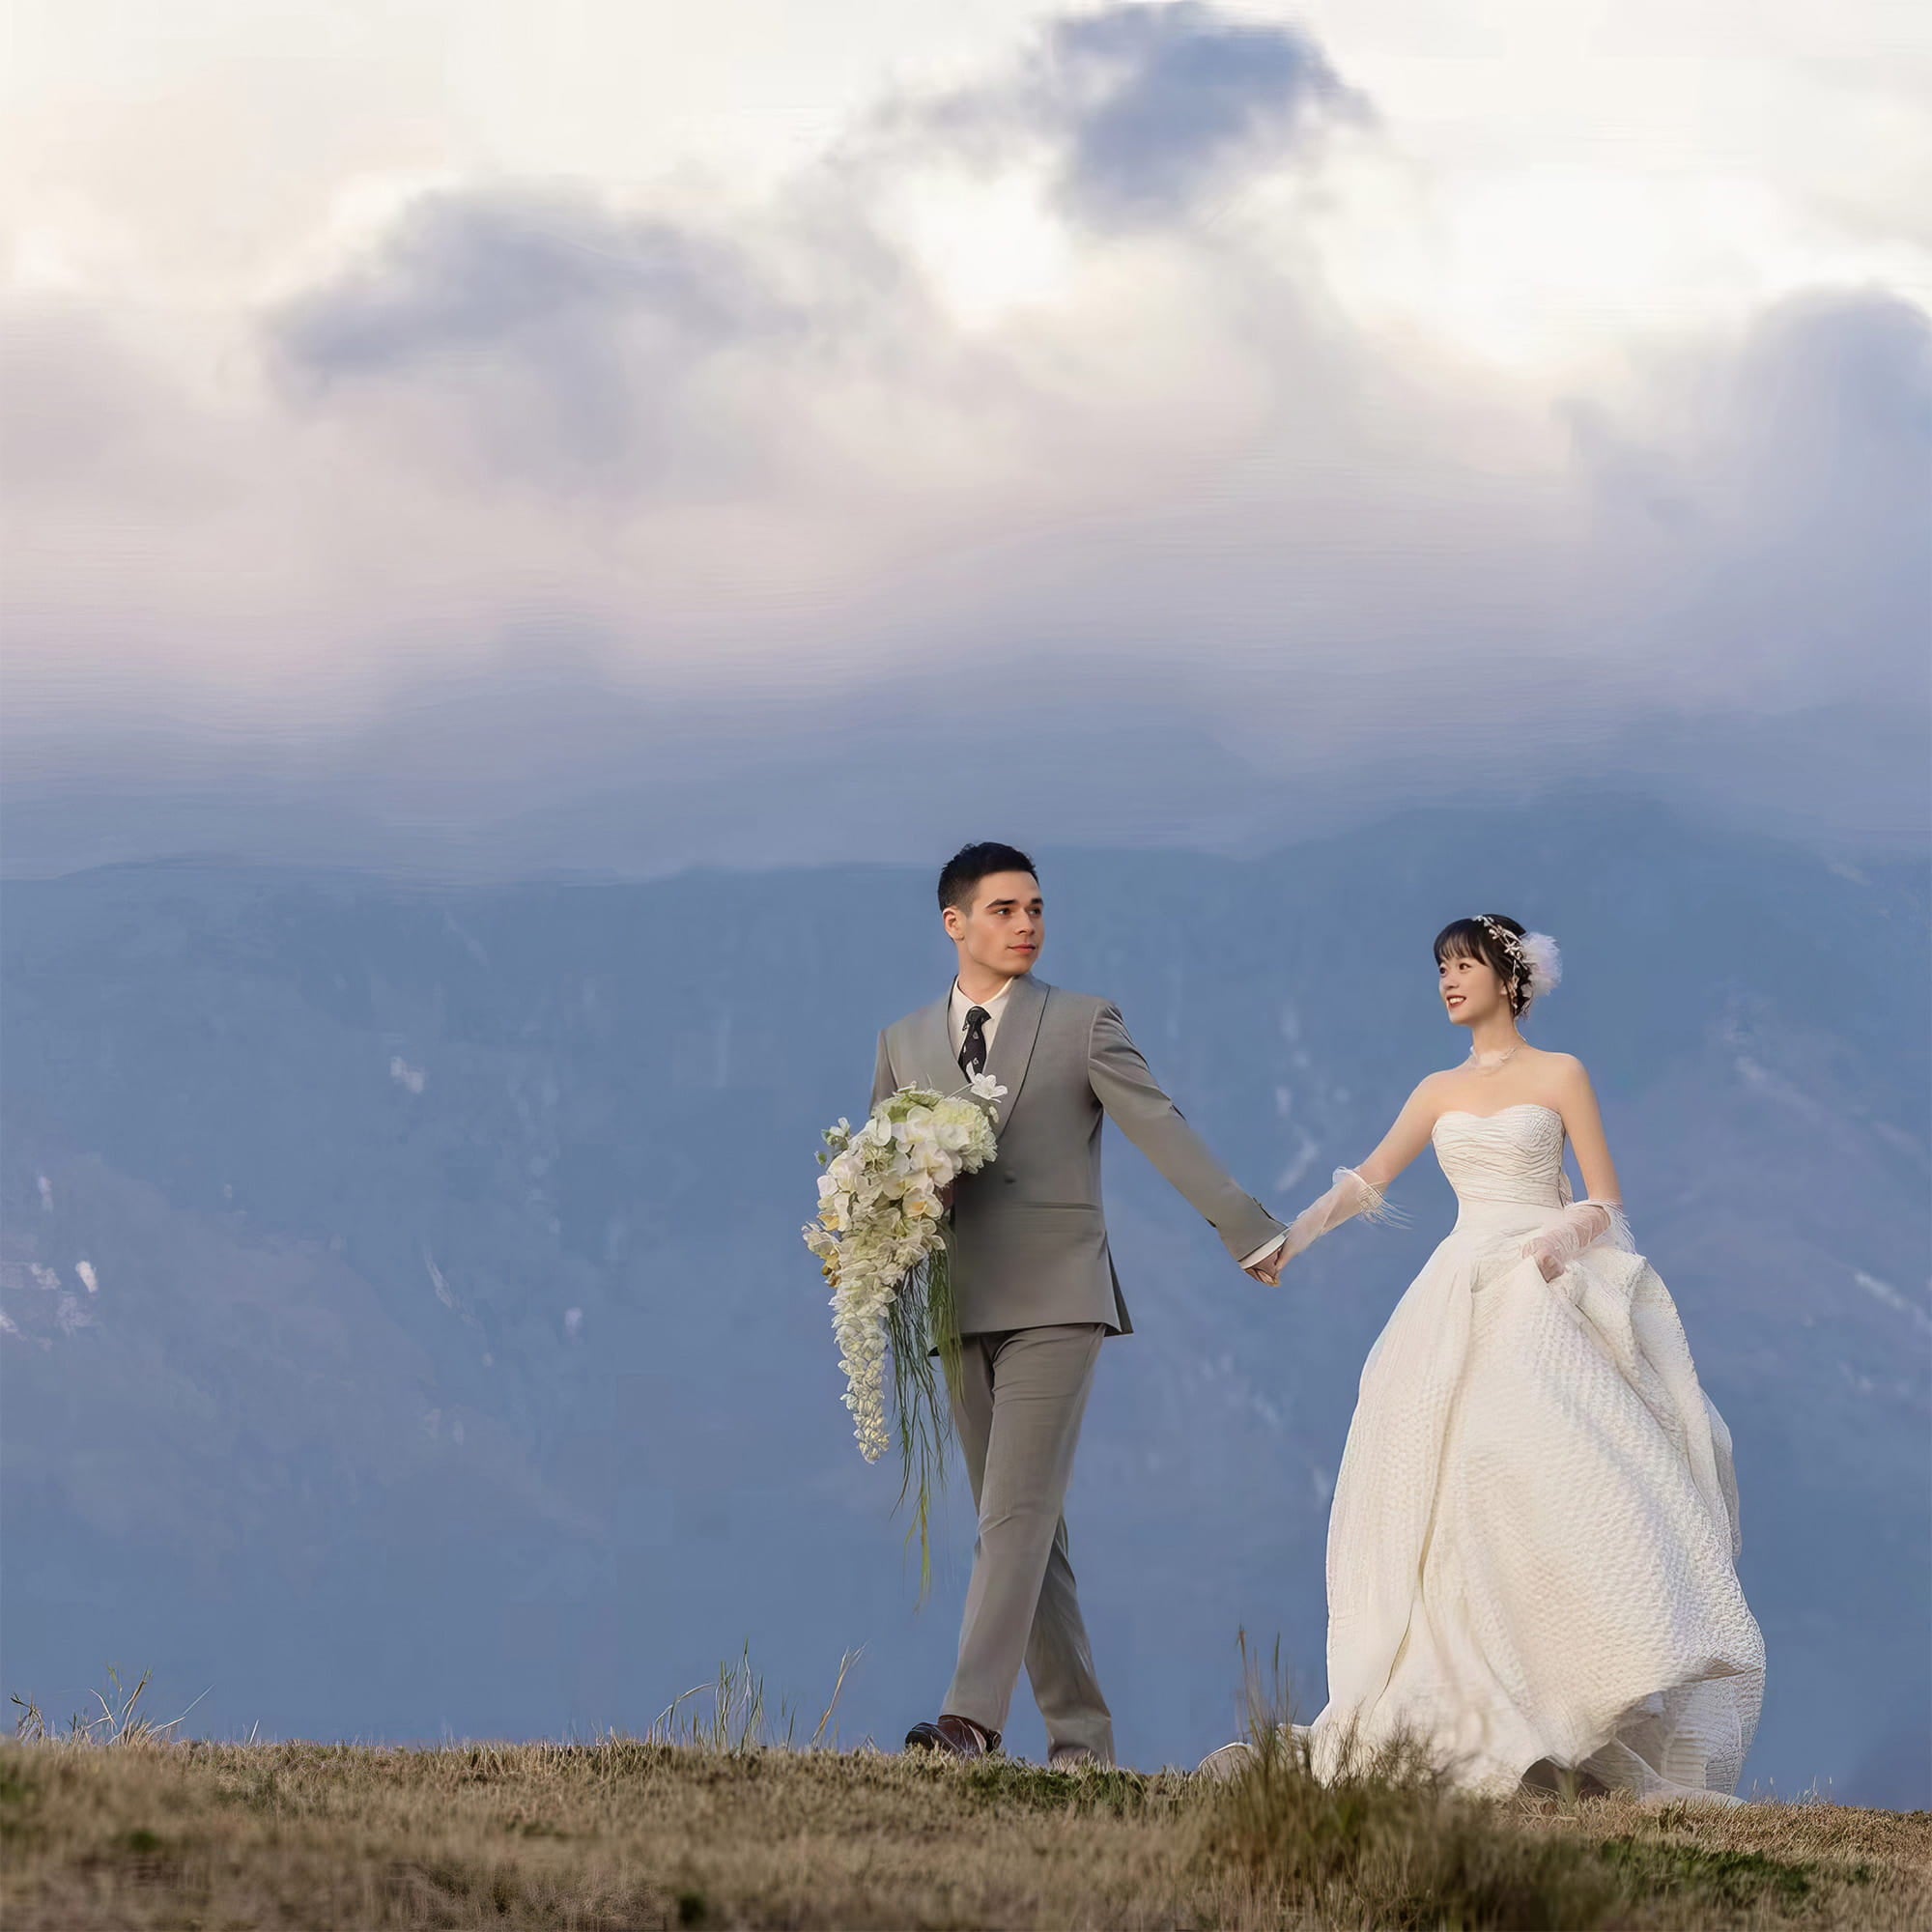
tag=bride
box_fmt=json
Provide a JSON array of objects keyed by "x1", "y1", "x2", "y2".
[{"x1": 1211, "y1": 914, "x2": 1765, "y2": 1802}]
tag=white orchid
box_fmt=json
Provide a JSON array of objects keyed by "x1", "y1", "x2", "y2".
[{"x1": 804, "y1": 1079, "x2": 1003, "y2": 1468}]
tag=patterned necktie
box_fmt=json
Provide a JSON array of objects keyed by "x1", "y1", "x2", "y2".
[{"x1": 959, "y1": 1006, "x2": 991, "y2": 1078}]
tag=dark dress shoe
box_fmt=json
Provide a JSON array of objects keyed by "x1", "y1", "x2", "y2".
[{"x1": 904, "y1": 1713, "x2": 1000, "y2": 1758}]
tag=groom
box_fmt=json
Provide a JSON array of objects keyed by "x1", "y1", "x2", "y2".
[{"x1": 875, "y1": 841, "x2": 1287, "y2": 1767}]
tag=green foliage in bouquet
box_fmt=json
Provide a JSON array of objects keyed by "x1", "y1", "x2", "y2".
[{"x1": 883, "y1": 1240, "x2": 964, "y2": 1594}]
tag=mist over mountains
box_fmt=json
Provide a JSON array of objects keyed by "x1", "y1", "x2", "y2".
[{"x1": 2, "y1": 795, "x2": 1925, "y2": 1805}]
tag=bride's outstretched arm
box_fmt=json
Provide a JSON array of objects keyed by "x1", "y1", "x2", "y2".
[
  {"x1": 1354, "y1": 1076, "x2": 1445, "y2": 1197},
  {"x1": 1248, "y1": 1079, "x2": 1438, "y2": 1283},
  {"x1": 1523, "y1": 1056, "x2": 1632, "y2": 1279}
]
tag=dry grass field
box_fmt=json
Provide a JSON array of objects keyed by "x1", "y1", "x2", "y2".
[{"x1": 3, "y1": 1725, "x2": 1926, "y2": 1932}]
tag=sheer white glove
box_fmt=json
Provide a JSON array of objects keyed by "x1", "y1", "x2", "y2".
[
  {"x1": 1520, "y1": 1201, "x2": 1631, "y2": 1281},
  {"x1": 1251, "y1": 1167, "x2": 1405, "y2": 1282}
]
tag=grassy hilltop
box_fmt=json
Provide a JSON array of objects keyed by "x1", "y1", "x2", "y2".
[{"x1": 3, "y1": 1734, "x2": 1926, "y2": 1931}]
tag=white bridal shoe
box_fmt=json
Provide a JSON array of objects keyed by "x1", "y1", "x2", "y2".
[{"x1": 1193, "y1": 1740, "x2": 1258, "y2": 1779}]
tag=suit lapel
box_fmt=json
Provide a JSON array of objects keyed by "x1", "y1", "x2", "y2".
[
  {"x1": 982, "y1": 973, "x2": 1047, "y2": 1132},
  {"x1": 914, "y1": 991, "x2": 957, "y2": 1097}
]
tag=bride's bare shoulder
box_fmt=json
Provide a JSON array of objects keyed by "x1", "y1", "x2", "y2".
[
  {"x1": 1527, "y1": 1047, "x2": 1593, "y2": 1094},
  {"x1": 1530, "y1": 1047, "x2": 1588, "y2": 1075}
]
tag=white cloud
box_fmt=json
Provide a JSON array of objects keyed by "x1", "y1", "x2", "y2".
[{"x1": 1, "y1": 4, "x2": 1926, "y2": 869}]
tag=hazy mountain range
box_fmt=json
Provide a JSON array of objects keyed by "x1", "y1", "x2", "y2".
[{"x1": 2, "y1": 795, "x2": 1925, "y2": 1805}]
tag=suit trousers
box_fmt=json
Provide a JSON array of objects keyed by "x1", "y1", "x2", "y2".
[{"x1": 943, "y1": 1322, "x2": 1115, "y2": 1765}]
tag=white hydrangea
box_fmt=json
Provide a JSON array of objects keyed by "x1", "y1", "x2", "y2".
[{"x1": 804, "y1": 1071, "x2": 1005, "y2": 1462}]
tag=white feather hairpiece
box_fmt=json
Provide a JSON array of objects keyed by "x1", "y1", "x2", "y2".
[{"x1": 1519, "y1": 930, "x2": 1562, "y2": 1003}]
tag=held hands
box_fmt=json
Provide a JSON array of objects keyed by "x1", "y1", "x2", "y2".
[
  {"x1": 1244, "y1": 1239, "x2": 1288, "y2": 1287},
  {"x1": 1240, "y1": 1169, "x2": 1402, "y2": 1288}
]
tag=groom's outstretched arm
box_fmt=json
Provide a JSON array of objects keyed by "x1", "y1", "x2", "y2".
[{"x1": 1087, "y1": 1002, "x2": 1284, "y2": 1264}]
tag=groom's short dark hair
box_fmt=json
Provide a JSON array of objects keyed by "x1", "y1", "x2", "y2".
[{"x1": 939, "y1": 841, "x2": 1038, "y2": 913}]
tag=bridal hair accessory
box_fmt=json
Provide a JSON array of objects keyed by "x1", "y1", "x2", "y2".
[
  {"x1": 1476, "y1": 917, "x2": 1562, "y2": 1010},
  {"x1": 1519, "y1": 930, "x2": 1562, "y2": 1002}
]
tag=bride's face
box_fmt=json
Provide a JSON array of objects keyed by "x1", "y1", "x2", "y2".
[{"x1": 1438, "y1": 950, "x2": 1508, "y2": 1028}]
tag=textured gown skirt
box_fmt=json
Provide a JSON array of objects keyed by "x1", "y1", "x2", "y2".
[{"x1": 1302, "y1": 1102, "x2": 1765, "y2": 1803}]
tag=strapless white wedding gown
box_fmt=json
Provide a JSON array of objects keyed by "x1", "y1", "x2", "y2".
[{"x1": 1296, "y1": 1103, "x2": 1764, "y2": 1802}]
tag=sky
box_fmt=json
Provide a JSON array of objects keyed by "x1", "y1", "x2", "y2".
[{"x1": 3, "y1": 1, "x2": 1928, "y2": 876}]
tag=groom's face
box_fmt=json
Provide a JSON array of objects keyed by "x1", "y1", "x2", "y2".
[{"x1": 946, "y1": 871, "x2": 1044, "y2": 980}]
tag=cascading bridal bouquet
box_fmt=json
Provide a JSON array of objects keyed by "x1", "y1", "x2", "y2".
[{"x1": 804, "y1": 1071, "x2": 1006, "y2": 1585}]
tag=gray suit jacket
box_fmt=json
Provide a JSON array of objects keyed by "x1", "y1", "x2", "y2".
[{"x1": 871, "y1": 974, "x2": 1284, "y2": 1337}]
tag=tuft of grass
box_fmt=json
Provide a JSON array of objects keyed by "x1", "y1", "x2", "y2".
[
  {"x1": 12, "y1": 1667, "x2": 208, "y2": 1748},
  {"x1": 648, "y1": 1643, "x2": 782, "y2": 1752},
  {"x1": 1200, "y1": 1716, "x2": 1628, "y2": 1930},
  {"x1": 1193, "y1": 1634, "x2": 1903, "y2": 1932},
  {"x1": 645, "y1": 1643, "x2": 863, "y2": 1754}
]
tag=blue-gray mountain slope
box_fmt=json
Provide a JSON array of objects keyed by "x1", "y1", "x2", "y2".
[{"x1": 1, "y1": 797, "x2": 1924, "y2": 1804}]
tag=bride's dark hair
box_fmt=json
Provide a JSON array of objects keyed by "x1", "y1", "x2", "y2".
[{"x1": 1435, "y1": 914, "x2": 1533, "y2": 1017}]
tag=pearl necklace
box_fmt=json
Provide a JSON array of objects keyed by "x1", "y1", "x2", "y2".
[{"x1": 1468, "y1": 1037, "x2": 1525, "y2": 1070}]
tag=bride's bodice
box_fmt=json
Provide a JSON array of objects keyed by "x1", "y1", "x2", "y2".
[{"x1": 1432, "y1": 1102, "x2": 1569, "y2": 1214}]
